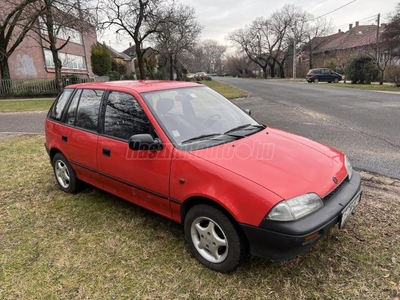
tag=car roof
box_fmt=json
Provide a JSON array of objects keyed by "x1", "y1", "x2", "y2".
[{"x1": 65, "y1": 80, "x2": 200, "y2": 93}]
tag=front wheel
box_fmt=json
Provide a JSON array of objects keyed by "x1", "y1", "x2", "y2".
[
  {"x1": 184, "y1": 204, "x2": 247, "y2": 272},
  {"x1": 314, "y1": 78, "x2": 319, "y2": 83},
  {"x1": 52, "y1": 153, "x2": 80, "y2": 193}
]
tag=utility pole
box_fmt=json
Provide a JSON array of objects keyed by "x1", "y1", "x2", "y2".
[
  {"x1": 292, "y1": 37, "x2": 297, "y2": 79},
  {"x1": 376, "y1": 13, "x2": 380, "y2": 63}
]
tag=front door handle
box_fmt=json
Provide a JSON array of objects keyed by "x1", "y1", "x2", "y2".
[{"x1": 102, "y1": 148, "x2": 111, "y2": 157}]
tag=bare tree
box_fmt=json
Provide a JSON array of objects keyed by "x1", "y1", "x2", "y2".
[
  {"x1": 228, "y1": 26, "x2": 270, "y2": 78},
  {"x1": 30, "y1": 0, "x2": 93, "y2": 92},
  {"x1": 0, "y1": 0, "x2": 40, "y2": 80},
  {"x1": 229, "y1": 4, "x2": 311, "y2": 79},
  {"x1": 97, "y1": 0, "x2": 168, "y2": 80},
  {"x1": 155, "y1": 2, "x2": 201, "y2": 80},
  {"x1": 302, "y1": 17, "x2": 332, "y2": 69},
  {"x1": 201, "y1": 40, "x2": 226, "y2": 74}
]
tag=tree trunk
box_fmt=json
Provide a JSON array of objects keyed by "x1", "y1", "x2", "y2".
[
  {"x1": 51, "y1": 50, "x2": 63, "y2": 93},
  {"x1": 0, "y1": 57, "x2": 11, "y2": 80},
  {"x1": 135, "y1": 45, "x2": 146, "y2": 80},
  {"x1": 169, "y1": 55, "x2": 174, "y2": 80},
  {"x1": 262, "y1": 66, "x2": 268, "y2": 79},
  {"x1": 279, "y1": 59, "x2": 285, "y2": 78},
  {"x1": 269, "y1": 63, "x2": 276, "y2": 78}
]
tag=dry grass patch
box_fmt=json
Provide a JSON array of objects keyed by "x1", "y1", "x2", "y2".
[
  {"x1": 0, "y1": 136, "x2": 399, "y2": 299},
  {"x1": 202, "y1": 80, "x2": 248, "y2": 99}
]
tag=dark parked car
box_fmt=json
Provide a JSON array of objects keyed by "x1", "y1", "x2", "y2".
[{"x1": 306, "y1": 68, "x2": 342, "y2": 83}]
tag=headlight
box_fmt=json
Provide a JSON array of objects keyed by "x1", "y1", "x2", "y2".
[
  {"x1": 345, "y1": 156, "x2": 353, "y2": 180},
  {"x1": 266, "y1": 193, "x2": 323, "y2": 221}
]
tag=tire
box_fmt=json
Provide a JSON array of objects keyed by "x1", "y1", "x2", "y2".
[
  {"x1": 314, "y1": 78, "x2": 319, "y2": 83},
  {"x1": 333, "y1": 78, "x2": 339, "y2": 83},
  {"x1": 52, "y1": 153, "x2": 80, "y2": 193},
  {"x1": 184, "y1": 204, "x2": 247, "y2": 272}
]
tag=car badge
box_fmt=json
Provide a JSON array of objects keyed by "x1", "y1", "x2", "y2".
[{"x1": 333, "y1": 177, "x2": 339, "y2": 184}]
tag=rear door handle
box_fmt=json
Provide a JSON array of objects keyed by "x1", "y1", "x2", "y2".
[
  {"x1": 62, "y1": 135, "x2": 68, "y2": 142},
  {"x1": 102, "y1": 148, "x2": 111, "y2": 157}
]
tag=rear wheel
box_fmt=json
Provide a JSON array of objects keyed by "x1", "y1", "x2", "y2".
[
  {"x1": 52, "y1": 153, "x2": 80, "y2": 193},
  {"x1": 184, "y1": 204, "x2": 247, "y2": 272},
  {"x1": 333, "y1": 78, "x2": 339, "y2": 83}
]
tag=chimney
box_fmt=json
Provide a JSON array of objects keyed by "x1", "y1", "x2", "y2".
[
  {"x1": 103, "y1": 41, "x2": 106, "y2": 45},
  {"x1": 349, "y1": 23, "x2": 353, "y2": 30},
  {"x1": 355, "y1": 21, "x2": 359, "y2": 27},
  {"x1": 129, "y1": 42, "x2": 132, "y2": 47},
  {"x1": 338, "y1": 29, "x2": 342, "y2": 33}
]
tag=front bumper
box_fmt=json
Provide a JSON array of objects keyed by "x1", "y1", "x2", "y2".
[{"x1": 240, "y1": 171, "x2": 362, "y2": 261}]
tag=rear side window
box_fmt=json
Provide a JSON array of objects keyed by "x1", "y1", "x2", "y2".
[
  {"x1": 65, "y1": 89, "x2": 82, "y2": 126},
  {"x1": 75, "y1": 89, "x2": 103, "y2": 132},
  {"x1": 104, "y1": 91, "x2": 150, "y2": 140},
  {"x1": 49, "y1": 89, "x2": 73, "y2": 120}
]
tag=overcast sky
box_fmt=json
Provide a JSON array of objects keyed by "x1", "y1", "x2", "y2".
[{"x1": 106, "y1": 0, "x2": 399, "y2": 52}]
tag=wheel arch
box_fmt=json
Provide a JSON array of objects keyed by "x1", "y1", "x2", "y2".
[{"x1": 180, "y1": 196, "x2": 248, "y2": 245}]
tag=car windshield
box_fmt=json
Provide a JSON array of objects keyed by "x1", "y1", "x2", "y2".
[{"x1": 141, "y1": 86, "x2": 263, "y2": 150}]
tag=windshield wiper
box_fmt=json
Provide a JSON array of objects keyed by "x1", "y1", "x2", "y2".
[
  {"x1": 181, "y1": 133, "x2": 223, "y2": 144},
  {"x1": 224, "y1": 124, "x2": 265, "y2": 135}
]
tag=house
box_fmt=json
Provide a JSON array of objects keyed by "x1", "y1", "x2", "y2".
[
  {"x1": 5, "y1": 4, "x2": 97, "y2": 80},
  {"x1": 303, "y1": 21, "x2": 390, "y2": 72},
  {"x1": 104, "y1": 43, "x2": 133, "y2": 73}
]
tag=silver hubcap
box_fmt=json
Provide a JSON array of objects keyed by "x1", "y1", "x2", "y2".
[
  {"x1": 55, "y1": 159, "x2": 70, "y2": 188},
  {"x1": 190, "y1": 216, "x2": 228, "y2": 263}
]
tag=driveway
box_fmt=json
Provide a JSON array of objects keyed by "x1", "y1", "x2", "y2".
[{"x1": 217, "y1": 77, "x2": 400, "y2": 179}]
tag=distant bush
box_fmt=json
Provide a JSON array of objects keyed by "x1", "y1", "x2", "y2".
[
  {"x1": 91, "y1": 44, "x2": 112, "y2": 76},
  {"x1": 345, "y1": 54, "x2": 380, "y2": 84},
  {"x1": 386, "y1": 66, "x2": 400, "y2": 87}
]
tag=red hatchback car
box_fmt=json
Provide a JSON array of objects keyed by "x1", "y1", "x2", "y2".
[{"x1": 45, "y1": 80, "x2": 361, "y2": 272}]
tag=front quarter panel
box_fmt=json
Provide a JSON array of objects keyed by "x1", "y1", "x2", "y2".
[{"x1": 169, "y1": 150, "x2": 283, "y2": 226}]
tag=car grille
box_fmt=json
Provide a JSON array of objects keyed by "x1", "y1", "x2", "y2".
[{"x1": 323, "y1": 178, "x2": 347, "y2": 201}]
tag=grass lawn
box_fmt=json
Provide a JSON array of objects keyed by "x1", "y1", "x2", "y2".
[
  {"x1": 327, "y1": 82, "x2": 400, "y2": 92},
  {"x1": 0, "y1": 100, "x2": 54, "y2": 112},
  {"x1": 1, "y1": 135, "x2": 399, "y2": 299},
  {"x1": 201, "y1": 80, "x2": 248, "y2": 99}
]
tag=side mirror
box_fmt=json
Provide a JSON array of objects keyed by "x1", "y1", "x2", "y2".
[
  {"x1": 128, "y1": 134, "x2": 163, "y2": 151},
  {"x1": 244, "y1": 109, "x2": 251, "y2": 116}
]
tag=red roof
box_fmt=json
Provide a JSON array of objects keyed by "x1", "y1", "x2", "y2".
[{"x1": 314, "y1": 25, "x2": 385, "y2": 53}]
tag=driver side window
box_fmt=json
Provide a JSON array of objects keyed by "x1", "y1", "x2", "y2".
[{"x1": 104, "y1": 91, "x2": 151, "y2": 140}]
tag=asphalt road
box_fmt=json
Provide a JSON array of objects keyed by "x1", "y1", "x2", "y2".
[
  {"x1": 218, "y1": 77, "x2": 400, "y2": 179},
  {"x1": 0, "y1": 111, "x2": 46, "y2": 141}
]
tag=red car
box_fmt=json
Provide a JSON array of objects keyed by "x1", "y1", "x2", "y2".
[{"x1": 45, "y1": 80, "x2": 361, "y2": 272}]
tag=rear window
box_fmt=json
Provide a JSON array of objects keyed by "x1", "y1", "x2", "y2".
[{"x1": 48, "y1": 89, "x2": 74, "y2": 121}]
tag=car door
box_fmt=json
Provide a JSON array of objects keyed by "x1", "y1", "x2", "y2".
[
  {"x1": 97, "y1": 90, "x2": 173, "y2": 218},
  {"x1": 58, "y1": 88, "x2": 103, "y2": 188}
]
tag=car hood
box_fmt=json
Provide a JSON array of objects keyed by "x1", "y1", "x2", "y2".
[{"x1": 189, "y1": 127, "x2": 348, "y2": 200}]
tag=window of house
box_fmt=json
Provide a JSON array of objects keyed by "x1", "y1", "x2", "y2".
[
  {"x1": 104, "y1": 91, "x2": 151, "y2": 140},
  {"x1": 48, "y1": 89, "x2": 74, "y2": 121},
  {"x1": 44, "y1": 50, "x2": 87, "y2": 70},
  {"x1": 40, "y1": 19, "x2": 83, "y2": 45},
  {"x1": 75, "y1": 89, "x2": 103, "y2": 132}
]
